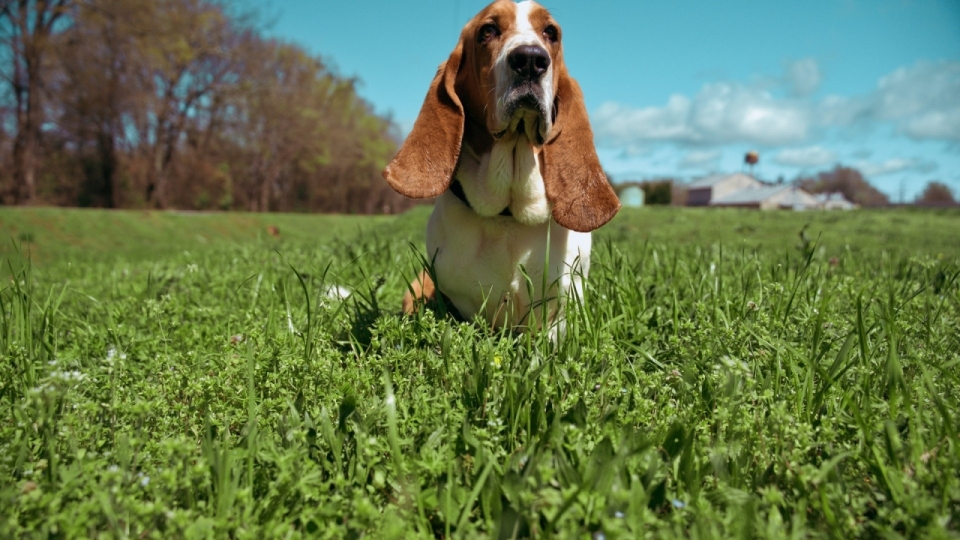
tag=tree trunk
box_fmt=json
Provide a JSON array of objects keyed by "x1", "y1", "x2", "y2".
[
  {"x1": 258, "y1": 170, "x2": 273, "y2": 212},
  {"x1": 6, "y1": 1, "x2": 69, "y2": 204},
  {"x1": 12, "y1": 51, "x2": 42, "y2": 204},
  {"x1": 145, "y1": 91, "x2": 175, "y2": 208},
  {"x1": 144, "y1": 142, "x2": 162, "y2": 207},
  {"x1": 146, "y1": 122, "x2": 176, "y2": 209},
  {"x1": 11, "y1": 124, "x2": 36, "y2": 204},
  {"x1": 96, "y1": 129, "x2": 117, "y2": 207},
  {"x1": 147, "y1": 142, "x2": 167, "y2": 208}
]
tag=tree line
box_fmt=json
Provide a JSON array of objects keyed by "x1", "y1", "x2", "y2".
[
  {"x1": 796, "y1": 166, "x2": 957, "y2": 207},
  {"x1": 0, "y1": 0, "x2": 416, "y2": 213},
  {"x1": 795, "y1": 166, "x2": 890, "y2": 207}
]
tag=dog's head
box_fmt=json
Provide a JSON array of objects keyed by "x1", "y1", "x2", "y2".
[{"x1": 383, "y1": 0, "x2": 620, "y2": 232}]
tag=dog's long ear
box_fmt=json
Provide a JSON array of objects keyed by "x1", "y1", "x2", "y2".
[
  {"x1": 382, "y1": 40, "x2": 464, "y2": 199},
  {"x1": 542, "y1": 67, "x2": 620, "y2": 232}
]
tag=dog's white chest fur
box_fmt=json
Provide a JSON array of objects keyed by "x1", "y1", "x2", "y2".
[
  {"x1": 425, "y1": 137, "x2": 591, "y2": 330},
  {"x1": 457, "y1": 129, "x2": 551, "y2": 225}
]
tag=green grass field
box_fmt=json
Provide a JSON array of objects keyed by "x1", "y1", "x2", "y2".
[{"x1": 1, "y1": 206, "x2": 959, "y2": 538}]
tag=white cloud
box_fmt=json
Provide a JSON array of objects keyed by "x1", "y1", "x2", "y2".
[
  {"x1": 816, "y1": 60, "x2": 960, "y2": 140},
  {"x1": 774, "y1": 146, "x2": 837, "y2": 167},
  {"x1": 785, "y1": 58, "x2": 821, "y2": 97},
  {"x1": 902, "y1": 109, "x2": 960, "y2": 140},
  {"x1": 592, "y1": 59, "x2": 960, "y2": 150},
  {"x1": 617, "y1": 144, "x2": 653, "y2": 158},
  {"x1": 594, "y1": 96, "x2": 696, "y2": 144},
  {"x1": 814, "y1": 94, "x2": 871, "y2": 126},
  {"x1": 874, "y1": 61, "x2": 959, "y2": 120},
  {"x1": 594, "y1": 83, "x2": 809, "y2": 147},
  {"x1": 690, "y1": 84, "x2": 810, "y2": 144},
  {"x1": 855, "y1": 158, "x2": 939, "y2": 177},
  {"x1": 678, "y1": 149, "x2": 722, "y2": 170}
]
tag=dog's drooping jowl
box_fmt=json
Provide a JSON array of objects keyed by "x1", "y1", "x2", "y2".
[{"x1": 384, "y1": 0, "x2": 620, "y2": 332}]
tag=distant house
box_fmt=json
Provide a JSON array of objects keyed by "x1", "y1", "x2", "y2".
[
  {"x1": 815, "y1": 192, "x2": 857, "y2": 210},
  {"x1": 686, "y1": 173, "x2": 824, "y2": 210},
  {"x1": 618, "y1": 185, "x2": 644, "y2": 207},
  {"x1": 687, "y1": 173, "x2": 762, "y2": 206},
  {"x1": 711, "y1": 184, "x2": 821, "y2": 210}
]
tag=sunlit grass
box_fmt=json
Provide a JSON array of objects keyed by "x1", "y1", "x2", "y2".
[{"x1": 1, "y1": 207, "x2": 959, "y2": 537}]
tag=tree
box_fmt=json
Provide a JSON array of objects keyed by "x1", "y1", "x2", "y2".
[
  {"x1": 0, "y1": 0, "x2": 72, "y2": 203},
  {"x1": 797, "y1": 166, "x2": 889, "y2": 207},
  {"x1": 53, "y1": 0, "x2": 140, "y2": 207},
  {"x1": 0, "y1": 101, "x2": 9, "y2": 163},
  {"x1": 916, "y1": 181, "x2": 956, "y2": 206},
  {"x1": 210, "y1": 35, "x2": 401, "y2": 213},
  {"x1": 130, "y1": 0, "x2": 238, "y2": 208},
  {"x1": 2, "y1": 0, "x2": 407, "y2": 213},
  {"x1": 225, "y1": 38, "x2": 329, "y2": 211},
  {"x1": 641, "y1": 180, "x2": 672, "y2": 205}
]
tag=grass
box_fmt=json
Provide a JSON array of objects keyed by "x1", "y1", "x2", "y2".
[
  {"x1": 0, "y1": 207, "x2": 393, "y2": 266},
  {"x1": 1, "y1": 206, "x2": 959, "y2": 538}
]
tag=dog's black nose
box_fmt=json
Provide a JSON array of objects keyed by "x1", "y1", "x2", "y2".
[{"x1": 507, "y1": 45, "x2": 550, "y2": 80}]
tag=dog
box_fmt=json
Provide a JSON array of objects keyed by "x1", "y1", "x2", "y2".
[{"x1": 383, "y1": 0, "x2": 620, "y2": 332}]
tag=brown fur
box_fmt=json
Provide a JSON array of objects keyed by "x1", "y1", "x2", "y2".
[
  {"x1": 383, "y1": 0, "x2": 619, "y2": 232},
  {"x1": 402, "y1": 270, "x2": 437, "y2": 315},
  {"x1": 386, "y1": 1, "x2": 621, "y2": 310},
  {"x1": 381, "y1": 36, "x2": 464, "y2": 199},
  {"x1": 542, "y1": 73, "x2": 621, "y2": 232}
]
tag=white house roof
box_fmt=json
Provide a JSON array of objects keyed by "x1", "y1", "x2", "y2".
[
  {"x1": 815, "y1": 192, "x2": 851, "y2": 203},
  {"x1": 711, "y1": 185, "x2": 790, "y2": 205},
  {"x1": 778, "y1": 188, "x2": 821, "y2": 207},
  {"x1": 688, "y1": 172, "x2": 757, "y2": 189},
  {"x1": 688, "y1": 174, "x2": 729, "y2": 189}
]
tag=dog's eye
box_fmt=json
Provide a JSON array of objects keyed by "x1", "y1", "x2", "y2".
[
  {"x1": 543, "y1": 25, "x2": 558, "y2": 43},
  {"x1": 479, "y1": 23, "x2": 500, "y2": 43}
]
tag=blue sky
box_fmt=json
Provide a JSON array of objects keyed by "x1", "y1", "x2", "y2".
[{"x1": 254, "y1": 0, "x2": 960, "y2": 200}]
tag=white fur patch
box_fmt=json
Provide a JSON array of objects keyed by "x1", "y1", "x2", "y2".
[
  {"x1": 456, "y1": 131, "x2": 551, "y2": 225},
  {"x1": 509, "y1": 133, "x2": 550, "y2": 225},
  {"x1": 493, "y1": 0, "x2": 555, "y2": 136},
  {"x1": 456, "y1": 144, "x2": 511, "y2": 216},
  {"x1": 513, "y1": 1, "x2": 538, "y2": 40},
  {"x1": 426, "y1": 190, "x2": 591, "y2": 332},
  {"x1": 324, "y1": 285, "x2": 352, "y2": 301}
]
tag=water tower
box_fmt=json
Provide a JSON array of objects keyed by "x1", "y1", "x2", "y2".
[{"x1": 744, "y1": 151, "x2": 759, "y2": 177}]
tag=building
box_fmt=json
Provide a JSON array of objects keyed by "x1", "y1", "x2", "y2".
[
  {"x1": 815, "y1": 192, "x2": 857, "y2": 210},
  {"x1": 618, "y1": 185, "x2": 644, "y2": 207},
  {"x1": 686, "y1": 173, "x2": 762, "y2": 206},
  {"x1": 685, "y1": 173, "x2": 828, "y2": 210},
  {"x1": 711, "y1": 184, "x2": 821, "y2": 210}
]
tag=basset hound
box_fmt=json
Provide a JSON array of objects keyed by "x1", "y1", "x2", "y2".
[{"x1": 383, "y1": 0, "x2": 620, "y2": 332}]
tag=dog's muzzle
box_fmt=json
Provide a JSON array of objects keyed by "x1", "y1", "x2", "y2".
[{"x1": 498, "y1": 45, "x2": 552, "y2": 144}]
